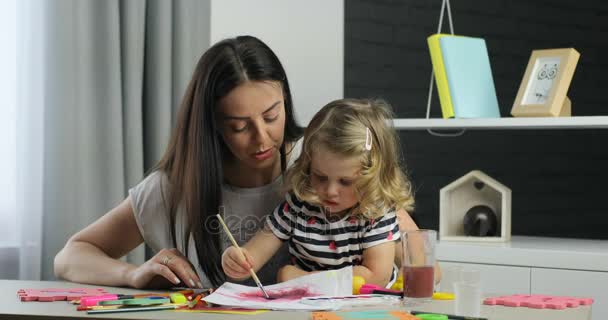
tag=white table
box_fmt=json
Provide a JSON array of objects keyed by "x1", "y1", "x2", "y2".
[{"x1": 1, "y1": 280, "x2": 591, "y2": 320}]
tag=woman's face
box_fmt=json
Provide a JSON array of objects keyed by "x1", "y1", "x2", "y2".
[{"x1": 218, "y1": 81, "x2": 286, "y2": 170}]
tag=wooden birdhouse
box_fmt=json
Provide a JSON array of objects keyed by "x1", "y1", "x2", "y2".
[{"x1": 439, "y1": 170, "x2": 511, "y2": 242}]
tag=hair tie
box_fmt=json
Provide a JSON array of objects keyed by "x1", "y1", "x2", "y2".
[{"x1": 365, "y1": 127, "x2": 373, "y2": 151}]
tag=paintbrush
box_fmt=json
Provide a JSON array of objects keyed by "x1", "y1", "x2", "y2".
[{"x1": 216, "y1": 213, "x2": 272, "y2": 299}]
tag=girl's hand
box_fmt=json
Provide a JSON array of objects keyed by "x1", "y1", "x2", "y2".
[
  {"x1": 221, "y1": 246, "x2": 254, "y2": 280},
  {"x1": 125, "y1": 248, "x2": 203, "y2": 289}
]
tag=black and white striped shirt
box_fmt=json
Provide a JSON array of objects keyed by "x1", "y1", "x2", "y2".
[{"x1": 266, "y1": 192, "x2": 400, "y2": 274}]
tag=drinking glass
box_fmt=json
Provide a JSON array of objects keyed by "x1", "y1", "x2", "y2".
[
  {"x1": 401, "y1": 229, "x2": 436, "y2": 304},
  {"x1": 454, "y1": 269, "x2": 482, "y2": 317}
]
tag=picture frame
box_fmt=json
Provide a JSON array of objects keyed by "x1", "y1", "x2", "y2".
[{"x1": 511, "y1": 48, "x2": 580, "y2": 117}]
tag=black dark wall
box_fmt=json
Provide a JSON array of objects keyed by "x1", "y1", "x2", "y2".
[{"x1": 345, "y1": 0, "x2": 608, "y2": 239}]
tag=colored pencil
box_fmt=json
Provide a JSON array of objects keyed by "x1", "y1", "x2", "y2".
[{"x1": 410, "y1": 310, "x2": 488, "y2": 320}]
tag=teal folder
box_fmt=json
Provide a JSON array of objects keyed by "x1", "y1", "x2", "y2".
[{"x1": 439, "y1": 36, "x2": 500, "y2": 118}]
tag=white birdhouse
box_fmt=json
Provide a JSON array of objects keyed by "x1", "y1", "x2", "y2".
[{"x1": 439, "y1": 170, "x2": 511, "y2": 242}]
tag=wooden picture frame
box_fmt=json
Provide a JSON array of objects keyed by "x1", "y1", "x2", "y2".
[{"x1": 511, "y1": 48, "x2": 580, "y2": 117}]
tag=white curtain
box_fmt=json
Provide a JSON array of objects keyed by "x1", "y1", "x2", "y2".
[
  {"x1": 15, "y1": 0, "x2": 210, "y2": 280},
  {"x1": 0, "y1": 0, "x2": 18, "y2": 279},
  {"x1": 15, "y1": 0, "x2": 44, "y2": 280}
]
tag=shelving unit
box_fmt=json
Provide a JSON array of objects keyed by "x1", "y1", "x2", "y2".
[
  {"x1": 393, "y1": 116, "x2": 608, "y2": 130},
  {"x1": 394, "y1": 2, "x2": 606, "y2": 319}
]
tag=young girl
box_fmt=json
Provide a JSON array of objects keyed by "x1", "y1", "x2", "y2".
[{"x1": 222, "y1": 98, "x2": 414, "y2": 286}]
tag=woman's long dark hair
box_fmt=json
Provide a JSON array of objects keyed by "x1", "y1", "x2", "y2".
[{"x1": 154, "y1": 36, "x2": 302, "y2": 286}]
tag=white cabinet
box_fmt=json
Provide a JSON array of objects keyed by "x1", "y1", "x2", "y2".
[
  {"x1": 436, "y1": 236, "x2": 608, "y2": 320},
  {"x1": 439, "y1": 261, "x2": 530, "y2": 295},
  {"x1": 531, "y1": 268, "x2": 608, "y2": 320}
]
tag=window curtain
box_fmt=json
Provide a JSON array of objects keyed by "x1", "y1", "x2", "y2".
[{"x1": 16, "y1": 0, "x2": 210, "y2": 280}]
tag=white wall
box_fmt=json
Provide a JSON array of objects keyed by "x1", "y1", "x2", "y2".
[{"x1": 210, "y1": 0, "x2": 344, "y2": 126}]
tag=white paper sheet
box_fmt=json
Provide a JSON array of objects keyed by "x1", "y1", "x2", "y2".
[{"x1": 203, "y1": 266, "x2": 352, "y2": 310}]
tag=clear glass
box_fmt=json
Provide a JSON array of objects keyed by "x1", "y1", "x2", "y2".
[
  {"x1": 401, "y1": 229, "x2": 436, "y2": 304},
  {"x1": 454, "y1": 282, "x2": 482, "y2": 317}
]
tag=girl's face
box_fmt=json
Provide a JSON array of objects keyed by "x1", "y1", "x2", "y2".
[
  {"x1": 310, "y1": 147, "x2": 361, "y2": 215},
  {"x1": 219, "y1": 81, "x2": 286, "y2": 170}
]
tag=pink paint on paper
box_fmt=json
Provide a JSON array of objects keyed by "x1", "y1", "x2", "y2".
[{"x1": 218, "y1": 286, "x2": 320, "y2": 303}]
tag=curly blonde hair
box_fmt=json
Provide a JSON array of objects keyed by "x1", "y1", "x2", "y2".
[{"x1": 285, "y1": 98, "x2": 414, "y2": 220}]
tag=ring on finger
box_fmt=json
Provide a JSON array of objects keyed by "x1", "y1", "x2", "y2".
[{"x1": 161, "y1": 255, "x2": 173, "y2": 266}]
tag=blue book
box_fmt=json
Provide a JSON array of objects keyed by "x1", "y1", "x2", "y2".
[{"x1": 439, "y1": 36, "x2": 500, "y2": 118}]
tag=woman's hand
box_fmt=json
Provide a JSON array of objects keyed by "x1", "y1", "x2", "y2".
[
  {"x1": 125, "y1": 248, "x2": 203, "y2": 289},
  {"x1": 221, "y1": 246, "x2": 254, "y2": 280}
]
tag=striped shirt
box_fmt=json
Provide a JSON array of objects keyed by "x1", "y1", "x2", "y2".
[{"x1": 266, "y1": 192, "x2": 400, "y2": 276}]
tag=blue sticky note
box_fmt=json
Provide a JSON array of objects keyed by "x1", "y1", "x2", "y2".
[{"x1": 440, "y1": 36, "x2": 500, "y2": 118}]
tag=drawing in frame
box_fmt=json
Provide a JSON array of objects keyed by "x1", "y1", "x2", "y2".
[{"x1": 511, "y1": 48, "x2": 579, "y2": 117}]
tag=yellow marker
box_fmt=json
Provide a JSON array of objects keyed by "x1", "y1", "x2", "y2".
[
  {"x1": 390, "y1": 274, "x2": 404, "y2": 291},
  {"x1": 432, "y1": 292, "x2": 455, "y2": 300},
  {"x1": 352, "y1": 276, "x2": 366, "y2": 295},
  {"x1": 170, "y1": 293, "x2": 187, "y2": 304},
  {"x1": 391, "y1": 281, "x2": 403, "y2": 291}
]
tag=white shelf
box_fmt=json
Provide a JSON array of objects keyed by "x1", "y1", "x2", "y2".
[
  {"x1": 436, "y1": 236, "x2": 608, "y2": 272},
  {"x1": 393, "y1": 116, "x2": 608, "y2": 130}
]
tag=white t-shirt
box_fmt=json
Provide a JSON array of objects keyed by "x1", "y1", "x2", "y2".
[{"x1": 129, "y1": 139, "x2": 302, "y2": 287}]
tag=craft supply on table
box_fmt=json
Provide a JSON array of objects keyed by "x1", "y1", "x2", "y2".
[
  {"x1": 352, "y1": 276, "x2": 365, "y2": 295},
  {"x1": 188, "y1": 294, "x2": 203, "y2": 309},
  {"x1": 98, "y1": 297, "x2": 171, "y2": 306},
  {"x1": 390, "y1": 274, "x2": 404, "y2": 291},
  {"x1": 78, "y1": 288, "x2": 209, "y2": 306},
  {"x1": 301, "y1": 294, "x2": 401, "y2": 309},
  {"x1": 312, "y1": 310, "x2": 419, "y2": 320},
  {"x1": 17, "y1": 288, "x2": 110, "y2": 302},
  {"x1": 80, "y1": 294, "x2": 135, "y2": 307},
  {"x1": 358, "y1": 284, "x2": 402, "y2": 296},
  {"x1": 17, "y1": 286, "x2": 218, "y2": 317},
  {"x1": 411, "y1": 314, "x2": 448, "y2": 320},
  {"x1": 86, "y1": 304, "x2": 182, "y2": 314},
  {"x1": 410, "y1": 310, "x2": 489, "y2": 320},
  {"x1": 169, "y1": 292, "x2": 187, "y2": 304},
  {"x1": 483, "y1": 294, "x2": 593, "y2": 309},
  {"x1": 432, "y1": 292, "x2": 455, "y2": 300},
  {"x1": 175, "y1": 305, "x2": 269, "y2": 315}
]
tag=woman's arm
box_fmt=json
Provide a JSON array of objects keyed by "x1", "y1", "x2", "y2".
[
  {"x1": 395, "y1": 208, "x2": 442, "y2": 283},
  {"x1": 354, "y1": 241, "x2": 395, "y2": 286},
  {"x1": 54, "y1": 196, "x2": 202, "y2": 288},
  {"x1": 54, "y1": 197, "x2": 144, "y2": 286}
]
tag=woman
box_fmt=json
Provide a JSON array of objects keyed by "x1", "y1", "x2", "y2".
[{"x1": 54, "y1": 35, "x2": 300, "y2": 289}]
